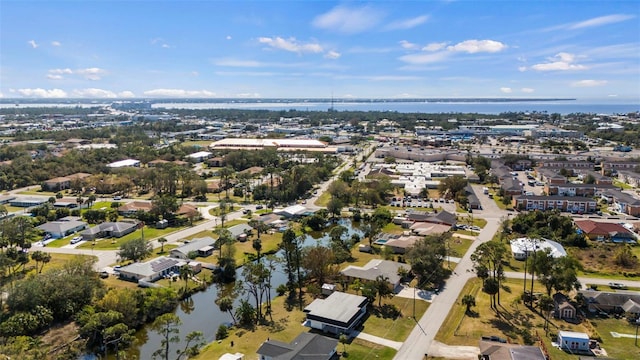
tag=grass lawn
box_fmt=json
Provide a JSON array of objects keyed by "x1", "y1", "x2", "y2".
[
  {"x1": 360, "y1": 295, "x2": 429, "y2": 342},
  {"x1": 89, "y1": 201, "x2": 117, "y2": 210},
  {"x1": 209, "y1": 206, "x2": 241, "y2": 216},
  {"x1": 315, "y1": 191, "x2": 331, "y2": 207},
  {"x1": 435, "y1": 277, "x2": 640, "y2": 360},
  {"x1": 448, "y1": 237, "x2": 473, "y2": 259},
  {"x1": 613, "y1": 179, "x2": 634, "y2": 190},
  {"x1": 17, "y1": 189, "x2": 57, "y2": 196},
  {"x1": 193, "y1": 292, "x2": 397, "y2": 360},
  {"x1": 381, "y1": 222, "x2": 405, "y2": 235},
  {"x1": 76, "y1": 225, "x2": 187, "y2": 250},
  {"x1": 182, "y1": 140, "x2": 213, "y2": 148}
]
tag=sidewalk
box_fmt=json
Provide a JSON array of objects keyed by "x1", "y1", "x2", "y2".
[{"x1": 355, "y1": 331, "x2": 403, "y2": 350}]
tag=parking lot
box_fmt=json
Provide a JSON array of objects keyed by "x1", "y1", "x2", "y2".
[{"x1": 389, "y1": 196, "x2": 457, "y2": 212}]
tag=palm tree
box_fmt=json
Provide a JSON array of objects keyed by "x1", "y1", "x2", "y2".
[
  {"x1": 252, "y1": 238, "x2": 262, "y2": 261},
  {"x1": 483, "y1": 278, "x2": 499, "y2": 310},
  {"x1": 180, "y1": 264, "x2": 194, "y2": 292},
  {"x1": 158, "y1": 237, "x2": 168, "y2": 253},
  {"x1": 461, "y1": 294, "x2": 476, "y2": 314}
]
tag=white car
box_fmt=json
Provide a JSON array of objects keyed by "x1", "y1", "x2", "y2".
[{"x1": 70, "y1": 236, "x2": 83, "y2": 244}]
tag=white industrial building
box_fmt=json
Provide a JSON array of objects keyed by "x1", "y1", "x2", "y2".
[
  {"x1": 209, "y1": 138, "x2": 337, "y2": 153},
  {"x1": 107, "y1": 158, "x2": 141, "y2": 168}
]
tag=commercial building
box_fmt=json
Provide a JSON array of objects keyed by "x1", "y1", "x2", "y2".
[
  {"x1": 107, "y1": 158, "x2": 141, "y2": 168},
  {"x1": 209, "y1": 138, "x2": 337, "y2": 153}
]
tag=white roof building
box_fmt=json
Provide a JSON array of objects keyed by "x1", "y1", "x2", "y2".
[
  {"x1": 209, "y1": 138, "x2": 336, "y2": 152},
  {"x1": 107, "y1": 158, "x2": 140, "y2": 168},
  {"x1": 510, "y1": 237, "x2": 567, "y2": 260}
]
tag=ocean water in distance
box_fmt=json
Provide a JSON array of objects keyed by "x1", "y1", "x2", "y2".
[
  {"x1": 1, "y1": 99, "x2": 638, "y2": 115},
  {"x1": 151, "y1": 100, "x2": 639, "y2": 115}
]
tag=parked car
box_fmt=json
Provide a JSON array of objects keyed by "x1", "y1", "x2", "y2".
[
  {"x1": 70, "y1": 236, "x2": 83, "y2": 244},
  {"x1": 609, "y1": 282, "x2": 628, "y2": 290}
]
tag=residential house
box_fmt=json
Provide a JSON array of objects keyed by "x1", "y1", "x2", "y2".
[
  {"x1": 118, "y1": 256, "x2": 185, "y2": 282},
  {"x1": 478, "y1": 340, "x2": 546, "y2": 360},
  {"x1": 557, "y1": 331, "x2": 590, "y2": 353},
  {"x1": 536, "y1": 168, "x2": 568, "y2": 185},
  {"x1": 537, "y1": 161, "x2": 594, "y2": 170},
  {"x1": 406, "y1": 210, "x2": 457, "y2": 227},
  {"x1": 602, "y1": 160, "x2": 640, "y2": 175},
  {"x1": 512, "y1": 195, "x2": 597, "y2": 213},
  {"x1": 303, "y1": 291, "x2": 368, "y2": 335},
  {"x1": 510, "y1": 237, "x2": 567, "y2": 260},
  {"x1": 574, "y1": 220, "x2": 637, "y2": 244},
  {"x1": 603, "y1": 189, "x2": 640, "y2": 216},
  {"x1": 553, "y1": 293, "x2": 577, "y2": 321},
  {"x1": 80, "y1": 221, "x2": 138, "y2": 240},
  {"x1": 409, "y1": 223, "x2": 451, "y2": 237},
  {"x1": 118, "y1": 201, "x2": 152, "y2": 216},
  {"x1": 545, "y1": 183, "x2": 617, "y2": 197},
  {"x1": 579, "y1": 290, "x2": 640, "y2": 316},
  {"x1": 41, "y1": 172, "x2": 92, "y2": 191},
  {"x1": 617, "y1": 170, "x2": 640, "y2": 188},
  {"x1": 176, "y1": 204, "x2": 199, "y2": 218},
  {"x1": 274, "y1": 204, "x2": 309, "y2": 218},
  {"x1": 257, "y1": 333, "x2": 338, "y2": 360},
  {"x1": 227, "y1": 223, "x2": 254, "y2": 242},
  {"x1": 340, "y1": 259, "x2": 409, "y2": 291},
  {"x1": 9, "y1": 196, "x2": 49, "y2": 207},
  {"x1": 465, "y1": 184, "x2": 481, "y2": 210},
  {"x1": 170, "y1": 237, "x2": 216, "y2": 259},
  {"x1": 500, "y1": 177, "x2": 523, "y2": 196},
  {"x1": 37, "y1": 219, "x2": 88, "y2": 239},
  {"x1": 577, "y1": 170, "x2": 613, "y2": 185}
]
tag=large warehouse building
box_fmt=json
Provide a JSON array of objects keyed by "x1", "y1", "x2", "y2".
[{"x1": 209, "y1": 138, "x2": 338, "y2": 153}]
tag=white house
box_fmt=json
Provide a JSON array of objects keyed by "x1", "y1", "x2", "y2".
[
  {"x1": 107, "y1": 158, "x2": 141, "y2": 168},
  {"x1": 557, "y1": 330, "x2": 590, "y2": 352},
  {"x1": 510, "y1": 237, "x2": 567, "y2": 260}
]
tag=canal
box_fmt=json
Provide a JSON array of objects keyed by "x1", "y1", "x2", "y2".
[{"x1": 113, "y1": 219, "x2": 363, "y2": 359}]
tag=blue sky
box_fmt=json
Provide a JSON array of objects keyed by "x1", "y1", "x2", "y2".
[{"x1": 1, "y1": 0, "x2": 639, "y2": 100}]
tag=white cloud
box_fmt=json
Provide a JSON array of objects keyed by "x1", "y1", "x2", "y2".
[
  {"x1": 191, "y1": 71, "x2": 199, "y2": 76},
  {"x1": 312, "y1": 5, "x2": 384, "y2": 34},
  {"x1": 399, "y1": 51, "x2": 450, "y2": 65},
  {"x1": 570, "y1": 14, "x2": 635, "y2": 29},
  {"x1": 76, "y1": 67, "x2": 106, "y2": 80},
  {"x1": 161, "y1": 44, "x2": 170, "y2": 48},
  {"x1": 28, "y1": 40, "x2": 39, "y2": 48},
  {"x1": 17, "y1": 88, "x2": 67, "y2": 98},
  {"x1": 399, "y1": 39, "x2": 506, "y2": 65},
  {"x1": 385, "y1": 15, "x2": 429, "y2": 30},
  {"x1": 119, "y1": 91, "x2": 136, "y2": 98},
  {"x1": 399, "y1": 40, "x2": 418, "y2": 49},
  {"x1": 447, "y1": 39, "x2": 507, "y2": 53},
  {"x1": 258, "y1": 36, "x2": 323, "y2": 54},
  {"x1": 49, "y1": 68, "x2": 73, "y2": 74},
  {"x1": 51, "y1": 41, "x2": 61, "y2": 47},
  {"x1": 530, "y1": 52, "x2": 587, "y2": 71},
  {"x1": 143, "y1": 89, "x2": 216, "y2": 98},
  {"x1": 422, "y1": 42, "x2": 447, "y2": 51},
  {"x1": 521, "y1": 88, "x2": 535, "y2": 93},
  {"x1": 226, "y1": 35, "x2": 232, "y2": 40},
  {"x1": 571, "y1": 79, "x2": 608, "y2": 87},
  {"x1": 500, "y1": 87, "x2": 513, "y2": 93},
  {"x1": 324, "y1": 50, "x2": 341, "y2": 59},
  {"x1": 215, "y1": 59, "x2": 263, "y2": 67},
  {"x1": 235, "y1": 92, "x2": 261, "y2": 98},
  {"x1": 73, "y1": 88, "x2": 118, "y2": 98},
  {"x1": 47, "y1": 74, "x2": 63, "y2": 80},
  {"x1": 518, "y1": 66, "x2": 527, "y2": 72},
  {"x1": 0, "y1": 92, "x2": 3, "y2": 98}
]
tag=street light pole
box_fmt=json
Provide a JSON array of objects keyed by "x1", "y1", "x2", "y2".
[{"x1": 635, "y1": 318, "x2": 639, "y2": 346}]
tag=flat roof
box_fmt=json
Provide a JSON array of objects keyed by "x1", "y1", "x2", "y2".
[
  {"x1": 108, "y1": 158, "x2": 140, "y2": 168},
  {"x1": 304, "y1": 291, "x2": 367, "y2": 325}
]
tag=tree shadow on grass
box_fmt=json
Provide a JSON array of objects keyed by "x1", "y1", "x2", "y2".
[{"x1": 370, "y1": 304, "x2": 400, "y2": 319}]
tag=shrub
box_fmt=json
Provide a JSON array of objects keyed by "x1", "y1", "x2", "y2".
[
  {"x1": 276, "y1": 284, "x2": 288, "y2": 296},
  {"x1": 216, "y1": 324, "x2": 229, "y2": 340}
]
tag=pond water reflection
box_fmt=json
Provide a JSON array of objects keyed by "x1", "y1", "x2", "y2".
[{"x1": 100, "y1": 219, "x2": 363, "y2": 359}]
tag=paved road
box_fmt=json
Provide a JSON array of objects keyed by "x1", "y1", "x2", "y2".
[
  {"x1": 503, "y1": 271, "x2": 640, "y2": 290},
  {"x1": 393, "y1": 215, "x2": 503, "y2": 359}
]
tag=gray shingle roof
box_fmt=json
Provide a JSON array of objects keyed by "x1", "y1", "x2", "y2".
[{"x1": 257, "y1": 333, "x2": 338, "y2": 360}]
